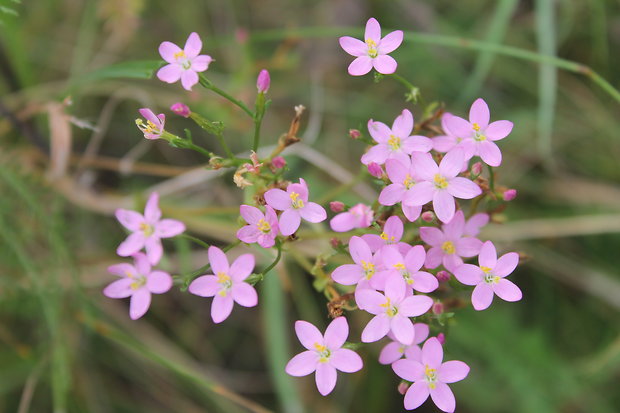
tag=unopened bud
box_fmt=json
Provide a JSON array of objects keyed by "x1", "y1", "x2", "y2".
[
  {"x1": 398, "y1": 381, "x2": 411, "y2": 395},
  {"x1": 471, "y1": 162, "x2": 483, "y2": 176},
  {"x1": 436, "y1": 270, "x2": 450, "y2": 283},
  {"x1": 367, "y1": 162, "x2": 383, "y2": 178},
  {"x1": 256, "y1": 69, "x2": 270, "y2": 93},
  {"x1": 271, "y1": 156, "x2": 286, "y2": 169},
  {"x1": 437, "y1": 333, "x2": 446, "y2": 345},
  {"x1": 329, "y1": 201, "x2": 345, "y2": 213},
  {"x1": 503, "y1": 189, "x2": 517, "y2": 201},
  {"x1": 330, "y1": 237, "x2": 341, "y2": 249},
  {"x1": 432, "y1": 301, "x2": 444, "y2": 315},
  {"x1": 170, "y1": 102, "x2": 190, "y2": 118},
  {"x1": 421, "y1": 211, "x2": 435, "y2": 222},
  {"x1": 349, "y1": 129, "x2": 361, "y2": 139}
]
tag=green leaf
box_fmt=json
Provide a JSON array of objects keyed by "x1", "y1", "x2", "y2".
[{"x1": 70, "y1": 60, "x2": 162, "y2": 86}]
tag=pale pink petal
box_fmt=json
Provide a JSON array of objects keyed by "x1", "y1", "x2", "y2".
[
  {"x1": 411, "y1": 152, "x2": 439, "y2": 181},
  {"x1": 295, "y1": 320, "x2": 324, "y2": 350},
  {"x1": 287, "y1": 179, "x2": 309, "y2": 201},
  {"x1": 413, "y1": 323, "x2": 430, "y2": 344},
  {"x1": 494, "y1": 252, "x2": 519, "y2": 277},
  {"x1": 157, "y1": 64, "x2": 183, "y2": 83},
  {"x1": 103, "y1": 278, "x2": 133, "y2": 298},
  {"x1": 443, "y1": 254, "x2": 463, "y2": 273},
  {"x1": 315, "y1": 363, "x2": 337, "y2": 396},
  {"x1": 364, "y1": 17, "x2": 381, "y2": 42},
  {"x1": 419, "y1": 227, "x2": 445, "y2": 247},
  {"x1": 211, "y1": 294, "x2": 234, "y2": 323},
  {"x1": 129, "y1": 289, "x2": 151, "y2": 320},
  {"x1": 444, "y1": 115, "x2": 473, "y2": 138},
  {"x1": 453, "y1": 264, "x2": 483, "y2": 286},
  {"x1": 399, "y1": 295, "x2": 433, "y2": 317},
  {"x1": 155, "y1": 219, "x2": 185, "y2": 238},
  {"x1": 384, "y1": 216, "x2": 404, "y2": 241},
  {"x1": 360, "y1": 234, "x2": 384, "y2": 252},
  {"x1": 181, "y1": 70, "x2": 199, "y2": 91},
  {"x1": 433, "y1": 135, "x2": 457, "y2": 153},
  {"x1": 144, "y1": 237, "x2": 163, "y2": 265},
  {"x1": 348, "y1": 56, "x2": 373, "y2": 76},
  {"x1": 404, "y1": 381, "x2": 430, "y2": 410},
  {"x1": 404, "y1": 245, "x2": 426, "y2": 271},
  {"x1": 478, "y1": 241, "x2": 497, "y2": 268},
  {"x1": 332, "y1": 264, "x2": 362, "y2": 285},
  {"x1": 138, "y1": 108, "x2": 160, "y2": 126},
  {"x1": 257, "y1": 233, "x2": 276, "y2": 248},
  {"x1": 239, "y1": 205, "x2": 263, "y2": 224},
  {"x1": 188, "y1": 275, "x2": 219, "y2": 297},
  {"x1": 486, "y1": 120, "x2": 513, "y2": 141},
  {"x1": 232, "y1": 282, "x2": 258, "y2": 307},
  {"x1": 402, "y1": 204, "x2": 422, "y2": 222},
  {"x1": 392, "y1": 109, "x2": 414, "y2": 138},
  {"x1": 402, "y1": 135, "x2": 433, "y2": 154},
  {"x1": 279, "y1": 209, "x2": 301, "y2": 236},
  {"x1": 361, "y1": 314, "x2": 390, "y2": 342},
  {"x1": 404, "y1": 181, "x2": 434, "y2": 206},
  {"x1": 393, "y1": 359, "x2": 425, "y2": 382},
  {"x1": 147, "y1": 271, "x2": 172, "y2": 294},
  {"x1": 464, "y1": 213, "x2": 489, "y2": 236},
  {"x1": 404, "y1": 345, "x2": 423, "y2": 361},
  {"x1": 469, "y1": 98, "x2": 490, "y2": 128},
  {"x1": 439, "y1": 148, "x2": 464, "y2": 178},
  {"x1": 385, "y1": 274, "x2": 407, "y2": 302},
  {"x1": 447, "y1": 177, "x2": 482, "y2": 199},
  {"x1": 159, "y1": 41, "x2": 182, "y2": 63},
  {"x1": 433, "y1": 190, "x2": 456, "y2": 224},
  {"x1": 264, "y1": 188, "x2": 291, "y2": 210},
  {"x1": 472, "y1": 283, "x2": 494, "y2": 310},
  {"x1": 323, "y1": 317, "x2": 348, "y2": 349},
  {"x1": 478, "y1": 141, "x2": 502, "y2": 166},
  {"x1": 183, "y1": 32, "x2": 202, "y2": 58},
  {"x1": 442, "y1": 210, "x2": 465, "y2": 239},
  {"x1": 299, "y1": 202, "x2": 326, "y2": 223},
  {"x1": 455, "y1": 237, "x2": 483, "y2": 257},
  {"x1": 117, "y1": 232, "x2": 146, "y2": 257},
  {"x1": 339, "y1": 36, "x2": 367, "y2": 56},
  {"x1": 379, "y1": 184, "x2": 405, "y2": 205},
  {"x1": 230, "y1": 254, "x2": 255, "y2": 280},
  {"x1": 349, "y1": 236, "x2": 372, "y2": 264},
  {"x1": 285, "y1": 351, "x2": 318, "y2": 376},
  {"x1": 355, "y1": 289, "x2": 386, "y2": 314},
  {"x1": 331, "y1": 348, "x2": 363, "y2": 372},
  {"x1": 330, "y1": 212, "x2": 356, "y2": 232},
  {"x1": 411, "y1": 271, "x2": 439, "y2": 293},
  {"x1": 372, "y1": 55, "x2": 397, "y2": 74},
  {"x1": 208, "y1": 246, "x2": 229, "y2": 274},
  {"x1": 191, "y1": 55, "x2": 212, "y2": 72},
  {"x1": 367, "y1": 120, "x2": 392, "y2": 143},
  {"x1": 360, "y1": 143, "x2": 390, "y2": 165},
  {"x1": 424, "y1": 247, "x2": 444, "y2": 269},
  {"x1": 144, "y1": 193, "x2": 161, "y2": 222},
  {"x1": 438, "y1": 360, "x2": 470, "y2": 383},
  {"x1": 107, "y1": 263, "x2": 136, "y2": 277},
  {"x1": 237, "y1": 225, "x2": 260, "y2": 243},
  {"x1": 493, "y1": 279, "x2": 522, "y2": 302},
  {"x1": 391, "y1": 315, "x2": 415, "y2": 345},
  {"x1": 422, "y1": 337, "x2": 443, "y2": 368},
  {"x1": 385, "y1": 159, "x2": 408, "y2": 183},
  {"x1": 430, "y1": 382, "x2": 456, "y2": 413},
  {"x1": 115, "y1": 209, "x2": 144, "y2": 231},
  {"x1": 379, "y1": 30, "x2": 403, "y2": 54},
  {"x1": 379, "y1": 342, "x2": 405, "y2": 364}
]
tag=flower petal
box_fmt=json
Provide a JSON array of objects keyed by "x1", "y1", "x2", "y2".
[
  {"x1": 392, "y1": 109, "x2": 414, "y2": 138},
  {"x1": 364, "y1": 17, "x2": 381, "y2": 42},
  {"x1": 324, "y1": 317, "x2": 348, "y2": 349},
  {"x1": 379, "y1": 341, "x2": 405, "y2": 365},
  {"x1": 453, "y1": 264, "x2": 483, "y2": 286},
  {"x1": 279, "y1": 209, "x2": 301, "y2": 236},
  {"x1": 339, "y1": 36, "x2": 366, "y2": 56},
  {"x1": 144, "y1": 192, "x2": 161, "y2": 222},
  {"x1": 402, "y1": 135, "x2": 433, "y2": 154},
  {"x1": 464, "y1": 213, "x2": 489, "y2": 237},
  {"x1": 239, "y1": 205, "x2": 263, "y2": 224},
  {"x1": 433, "y1": 135, "x2": 457, "y2": 153},
  {"x1": 295, "y1": 320, "x2": 324, "y2": 350},
  {"x1": 419, "y1": 227, "x2": 445, "y2": 247},
  {"x1": 117, "y1": 232, "x2": 146, "y2": 257},
  {"x1": 444, "y1": 115, "x2": 473, "y2": 138},
  {"x1": 494, "y1": 252, "x2": 519, "y2": 277},
  {"x1": 330, "y1": 212, "x2": 355, "y2": 232},
  {"x1": 411, "y1": 152, "x2": 439, "y2": 181},
  {"x1": 430, "y1": 382, "x2": 456, "y2": 413},
  {"x1": 332, "y1": 264, "x2": 363, "y2": 285},
  {"x1": 107, "y1": 263, "x2": 136, "y2": 278},
  {"x1": 184, "y1": 32, "x2": 202, "y2": 58},
  {"x1": 330, "y1": 348, "x2": 363, "y2": 373},
  {"x1": 447, "y1": 177, "x2": 482, "y2": 200},
  {"x1": 404, "y1": 381, "x2": 430, "y2": 410},
  {"x1": 478, "y1": 241, "x2": 497, "y2": 268},
  {"x1": 159, "y1": 41, "x2": 182, "y2": 63},
  {"x1": 493, "y1": 279, "x2": 522, "y2": 302},
  {"x1": 393, "y1": 359, "x2": 425, "y2": 382},
  {"x1": 472, "y1": 283, "x2": 494, "y2": 310},
  {"x1": 237, "y1": 225, "x2": 260, "y2": 243},
  {"x1": 188, "y1": 275, "x2": 219, "y2": 297},
  {"x1": 181, "y1": 70, "x2": 199, "y2": 91},
  {"x1": 372, "y1": 55, "x2": 397, "y2": 74},
  {"x1": 349, "y1": 236, "x2": 372, "y2": 264},
  {"x1": 404, "y1": 245, "x2": 426, "y2": 272},
  {"x1": 361, "y1": 314, "x2": 391, "y2": 342},
  {"x1": 379, "y1": 30, "x2": 403, "y2": 54},
  {"x1": 402, "y1": 204, "x2": 422, "y2": 222},
  {"x1": 433, "y1": 190, "x2": 456, "y2": 224},
  {"x1": 157, "y1": 64, "x2": 182, "y2": 83},
  {"x1": 208, "y1": 246, "x2": 229, "y2": 274},
  {"x1": 455, "y1": 237, "x2": 482, "y2": 257},
  {"x1": 379, "y1": 184, "x2": 405, "y2": 206},
  {"x1": 399, "y1": 295, "x2": 433, "y2": 317},
  {"x1": 469, "y1": 98, "x2": 490, "y2": 128},
  {"x1": 232, "y1": 282, "x2": 258, "y2": 307},
  {"x1": 424, "y1": 247, "x2": 443, "y2": 269},
  {"x1": 211, "y1": 294, "x2": 234, "y2": 323},
  {"x1": 422, "y1": 337, "x2": 443, "y2": 368},
  {"x1": 404, "y1": 181, "x2": 434, "y2": 206},
  {"x1": 191, "y1": 55, "x2": 212, "y2": 72},
  {"x1": 360, "y1": 143, "x2": 390, "y2": 165},
  {"x1": 285, "y1": 351, "x2": 318, "y2": 376},
  {"x1": 413, "y1": 323, "x2": 430, "y2": 344},
  {"x1": 438, "y1": 360, "x2": 470, "y2": 383},
  {"x1": 355, "y1": 288, "x2": 386, "y2": 314},
  {"x1": 348, "y1": 56, "x2": 373, "y2": 76},
  {"x1": 391, "y1": 315, "x2": 415, "y2": 346},
  {"x1": 367, "y1": 120, "x2": 391, "y2": 143},
  {"x1": 103, "y1": 278, "x2": 133, "y2": 299},
  {"x1": 115, "y1": 209, "x2": 144, "y2": 231},
  {"x1": 264, "y1": 188, "x2": 290, "y2": 210},
  {"x1": 155, "y1": 219, "x2": 185, "y2": 238},
  {"x1": 230, "y1": 254, "x2": 255, "y2": 281},
  {"x1": 439, "y1": 148, "x2": 464, "y2": 178},
  {"x1": 144, "y1": 237, "x2": 163, "y2": 265},
  {"x1": 147, "y1": 271, "x2": 172, "y2": 294},
  {"x1": 478, "y1": 140, "x2": 502, "y2": 167},
  {"x1": 315, "y1": 363, "x2": 338, "y2": 396},
  {"x1": 299, "y1": 202, "x2": 326, "y2": 223},
  {"x1": 486, "y1": 120, "x2": 513, "y2": 141},
  {"x1": 129, "y1": 289, "x2": 151, "y2": 320},
  {"x1": 411, "y1": 271, "x2": 439, "y2": 293}
]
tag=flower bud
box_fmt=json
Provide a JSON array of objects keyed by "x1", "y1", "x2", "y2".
[
  {"x1": 330, "y1": 237, "x2": 341, "y2": 249},
  {"x1": 471, "y1": 161, "x2": 483, "y2": 176},
  {"x1": 398, "y1": 381, "x2": 411, "y2": 395},
  {"x1": 256, "y1": 69, "x2": 270, "y2": 93},
  {"x1": 271, "y1": 156, "x2": 286, "y2": 169},
  {"x1": 349, "y1": 129, "x2": 361, "y2": 139},
  {"x1": 170, "y1": 102, "x2": 190, "y2": 118},
  {"x1": 367, "y1": 162, "x2": 383, "y2": 178},
  {"x1": 421, "y1": 211, "x2": 435, "y2": 222},
  {"x1": 329, "y1": 201, "x2": 345, "y2": 213},
  {"x1": 432, "y1": 301, "x2": 444, "y2": 315},
  {"x1": 437, "y1": 333, "x2": 446, "y2": 345},
  {"x1": 436, "y1": 270, "x2": 450, "y2": 283},
  {"x1": 503, "y1": 188, "x2": 517, "y2": 201}
]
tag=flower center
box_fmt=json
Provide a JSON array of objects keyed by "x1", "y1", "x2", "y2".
[
  {"x1": 474, "y1": 132, "x2": 487, "y2": 142},
  {"x1": 380, "y1": 297, "x2": 398, "y2": 317},
  {"x1": 289, "y1": 192, "x2": 305, "y2": 209},
  {"x1": 173, "y1": 50, "x2": 192, "y2": 70},
  {"x1": 361, "y1": 260, "x2": 376, "y2": 279},
  {"x1": 139, "y1": 222, "x2": 154, "y2": 237},
  {"x1": 441, "y1": 241, "x2": 455, "y2": 255},
  {"x1": 366, "y1": 39, "x2": 378, "y2": 58},
  {"x1": 424, "y1": 365, "x2": 438, "y2": 389},
  {"x1": 481, "y1": 266, "x2": 500, "y2": 284},
  {"x1": 388, "y1": 134, "x2": 401, "y2": 151},
  {"x1": 394, "y1": 263, "x2": 414, "y2": 285},
  {"x1": 380, "y1": 232, "x2": 396, "y2": 243},
  {"x1": 256, "y1": 218, "x2": 271, "y2": 233},
  {"x1": 135, "y1": 119, "x2": 162, "y2": 136},
  {"x1": 434, "y1": 174, "x2": 448, "y2": 189},
  {"x1": 403, "y1": 174, "x2": 415, "y2": 190},
  {"x1": 314, "y1": 342, "x2": 331, "y2": 363},
  {"x1": 129, "y1": 274, "x2": 147, "y2": 290},
  {"x1": 216, "y1": 271, "x2": 232, "y2": 296},
  {"x1": 472, "y1": 123, "x2": 481, "y2": 132}
]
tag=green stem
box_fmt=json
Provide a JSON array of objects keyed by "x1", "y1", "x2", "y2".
[
  {"x1": 199, "y1": 74, "x2": 255, "y2": 118},
  {"x1": 487, "y1": 164, "x2": 496, "y2": 192},
  {"x1": 179, "y1": 234, "x2": 211, "y2": 250},
  {"x1": 262, "y1": 243, "x2": 283, "y2": 275},
  {"x1": 214, "y1": 133, "x2": 235, "y2": 159},
  {"x1": 252, "y1": 117, "x2": 262, "y2": 152}
]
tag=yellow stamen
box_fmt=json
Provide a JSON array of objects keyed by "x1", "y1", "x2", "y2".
[
  {"x1": 441, "y1": 241, "x2": 455, "y2": 255},
  {"x1": 361, "y1": 261, "x2": 376, "y2": 279},
  {"x1": 403, "y1": 174, "x2": 415, "y2": 189},
  {"x1": 314, "y1": 342, "x2": 330, "y2": 363},
  {"x1": 289, "y1": 192, "x2": 305, "y2": 209},
  {"x1": 388, "y1": 134, "x2": 401, "y2": 151},
  {"x1": 380, "y1": 298, "x2": 397, "y2": 317},
  {"x1": 424, "y1": 365, "x2": 438, "y2": 389},
  {"x1": 434, "y1": 174, "x2": 448, "y2": 189},
  {"x1": 394, "y1": 263, "x2": 406, "y2": 271},
  {"x1": 173, "y1": 50, "x2": 186, "y2": 60},
  {"x1": 257, "y1": 218, "x2": 271, "y2": 233},
  {"x1": 217, "y1": 272, "x2": 231, "y2": 283},
  {"x1": 139, "y1": 222, "x2": 154, "y2": 237},
  {"x1": 480, "y1": 266, "x2": 492, "y2": 274},
  {"x1": 380, "y1": 232, "x2": 396, "y2": 243},
  {"x1": 472, "y1": 123, "x2": 481, "y2": 132},
  {"x1": 366, "y1": 39, "x2": 378, "y2": 58}
]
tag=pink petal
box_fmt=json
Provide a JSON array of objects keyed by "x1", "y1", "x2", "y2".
[
  {"x1": 442, "y1": 210, "x2": 465, "y2": 239},
  {"x1": 361, "y1": 314, "x2": 390, "y2": 342},
  {"x1": 494, "y1": 252, "x2": 519, "y2": 277},
  {"x1": 402, "y1": 135, "x2": 433, "y2": 154},
  {"x1": 413, "y1": 323, "x2": 430, "y2": 344},
  {"x1": 486, "y1": 120, "x2": 513, "y2": 141},
  {"x1": 147, "y1": 271, "x2": 172, "y2": 294},
  {"x1": 183, "y1": 32, "x2": 202, "y2": 58},
  {"x1": 444, "y1": 115, "x2": 473, "y2": 138},
  {"x1": 285, "y1": 351, "x2": 318, "y2": 376},
  {"x1": 129, "y1": 288, "x2": 151, "y2": 320},
  {"x1": 379, "y1": 184, "x2": 405, "y2": 205},
  {"x1": 360, "y1": 144, "x2": 390, "y2": 165},
  {"x1": 324, "y1": 317, "x2": 348, "y2": 349},
  {"x1": 188, "y1": 275, "x2": 219, "y2": 297},
  {"x1": 348, "y1": 56, "x2": 373, "y2": 76},
  {"x1": 438, "y1": 360, "x2": 470, "y2": 383},
  {"x1": 144, "y1": 193, "x2": 161, "y2": 223},
  {"x1": 379, "y1": 30, "x2": 403, "y2": 54},
  {"x1": 385, "y1": 274, "x2": 406, "y2": 302},
  {"x1": 211, "y1": 294, "x2": 234, "y2": 323},
  {"x1": 208, "y1": 246, "x2": 229, "y2": 274},
  {"x1": 295, "y1": 320, "x2": 324, "y2": 350},
  {"x1": 367, "y1": 120, "x2": 391, "y2": 143},
  {"x1": 181, "y1": 70, "x2": 199, "y2": 91},
  {"x1": 315, "y1": 363, "x2": 338, "y2": 396},
  {"x1": 402, "y1": 204, "x2": 422, "y2": 222},
  {"x1": 404, "y1": 245, "x2": 426, "y2": 272},
  {"x1": 157, "y1": 64, "x2": 183, "y2": 83},
  {"x1": 299, "y1": 202, "x2": 326, "y2": 223},
  {"x1": 393, "y1": 359, "x2": 425, "y2": 382},
  {"x1": 364, "y1": 17, "x2": 381, "y2": 42},
  {"x1": 464, "y1": 213, "x2": 489, "y2": 237},
  {"x1": 330, "y1": 348, "x2": 363, "y2": 373},
  {"x1": 349, "y1": 236, "x2": 372, "y2": 264},
  {"x1": 404, "y1": 381, "x2": 430, "y2": 410},
  {"x1": 191, "y1": 55, "x2": 212, "y2": 72},
  {"x1": 117, "y1": 232, "x2": 146, "y2": 257},
  {"x1": 419, "y1": 227, "x2": 445, "y2": 247},
  {"x1": 455, "y1": 237, "x2": 483, "y2": 257},
  {"x1": 279, "y1": 209, "x2": 301, "y2": 236},
  {"x1": 264, "y1": 188, "x2": 291, "y2": 211},
  {"x1": 239, "y1": 205, "x2": 263, "y2": 224},
  {"x1": 411, "y1": 152, "x2": 439, "y2": 181},
  {"x1": 379, "y1": 341, "x2": 405, "y2": 364},
  {"x1": 257, "y1": 233, "x2": 276, "y2": 248},
  {"x1": 443, "y1": 254, "x2": 463, "y2": 273},
  {"x1": 472, "y1": 283, "x2": 494, "y2": 310},
  {"x1": 159, "y1": 41, "x2": 182, "y2": 63},
  {"x1": 385, "y1": 158, "x2": 408, "y2": 183},
  {"x1": 107, "y1": 263, "x2": 136, "y2": 277},
  {"x1": 411, "y1": 271, "x2": 439, "y2": 293},
  {"x1": 232, "y1": 282, "x2": 258, "y2": 307},
  {"x1": 433, "y1": 135, "x2": 457, "y2": 153},
  {"x1": 429, "y1": 382, "x2": 456, "y2": 413},
  {"x1": 478, "y1": 241, "x2": 497, "y2": 268},
  {"x1": 144, "y1": 237, "x2": 163, "y2": 265},
  {"x1": 424, "y1": 247, "x2": 444, "y2": 269},
  {"x1": 469, "y1": 98, "x2": 490, "y2": 128},
  {"x1": 103, "y1": 278, "x2": 133, "y2": 298},
  {"x1": 453, "y1": 264, "x2": 483, "y2": 286},
  {"x1": 372, "y1": 55, "x2": 397, "y2": 74},
  {"x1": 399, "y1": 295, "x2": 433, "y2": 317},
  {"x1": 433, "y1": 190, "x2": 456, "y2": 224},
  {"x1": 392, "y1": 109, "x2": 414, "y2": 138},
  {"x1": 339, "y1": 36, "x2": 367, "y2": 56},
  {"x1": 384, "y1": 216, "x2": 404, "y2": 242},
  {"x1": 355, "y1": 288, "x2": 386, "y2": 314},
  {"x1": 138, "y1": 108, "x2": 160, "y2": 126},
  {"x1": 287, "y1": 179, "x2": 309, "y2": 201},
  {"x1": 155, "y1": 219, "x2": 185, "y2": 238},
  {"x1": 332, "y1": 264, "x2": 362, "y2": 285},
  {"x1": 391, "y1": 315, "x2": 415, "y2": 345},
  {"x1": 237, "y1": 225, "x2": 260, "y2": 243},
  {"x1": 422, "y1": 337, "x2": 443, "y2": 368},
  {"x1": 115, "y1": 209, "x2": 144, "y2": 231},
  {"x1": 493, "y1": 279, "x2": 522, "y2": 302},
  {"x1": 404, "y1": 181, "x2": 434, "y2": 206},
  {"x1": 404, "y1": 344, "x2": 423, "y2": 361},
  {"x1": 447, "y1": 177, "x2": 482, "y2": 199},
  {"x1": 478, "y1": 140, "x2": 502, "y2": 166},
  {"x1": 330, "y1": 212, "x2": 356, "y2": 232},
  {"x1": 230, "y1": 254, "x2": 255, "y2": 281},
  {"x1": 439, "y1": 148, "x2": 464, "y2": 178}
]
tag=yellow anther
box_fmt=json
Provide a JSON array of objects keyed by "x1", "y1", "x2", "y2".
[
  {"x1": 289, "y1": 192, "x2": 305, "y2": 209},
  {"x1": 388, "y1": 134, "x2": 401, "y2": 151},
  {"x1": 472, "y1": 123, "x2": 481, "y2": 132},
  {"x1": 257, "y1": 218, "x2": 271, "y2": 233},
  {"x1": 173, "y1": 50, "x2": 186, "y2": 60},
  {"x1": 139, "y1": 222, "x2": 154, "y2": 237},
  {"x1": 365, "y1": 39, "x2": 378, "y2": 58},
  {"x1": 424, "y1": 364, "x2": 437, "y2": 388},
  {"x1": 380, "y1": 298, "x2": 397, "y2": 317},
  {"x1": 217, "y1": 272, "x2": 231, "y2": 283},
  {"x1": 218, "y1": 289, "x2": 228, "y2": 297},
  {"x1": 314, "y1": 343, "x2": 327, "y2": 352},
  {"x1": 403, "y1": 174, "x2": 415, "y2": 190},
  {"x1": 394, "y1": 263, "x2": 406, "y2": 271},
  {"x1": 434, "y1": 174, "x2": 448, "y2": 189},
  {"x1": 380, "y1": 232, "x2": 389, "y2": 241},
  {"x1": 441, "y1": 241, "x2": 455, "y2": 255},
  {"x1": 480, "y1": 266, "x2": 492, "y2": 274},
  {"x1": 361, "y1": 261, "x2": 376, "y2": 279}
]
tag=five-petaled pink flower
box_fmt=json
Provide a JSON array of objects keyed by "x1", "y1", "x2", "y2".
[
  {"x1": 264, "y1": 178, "x2": 327, "y2": 236},
  {"x1": 464, "y1": 212, "x2": 489, "y2": 237},
  {"x1": 330, "y1": 203, "x2": 374, "y2": 232},
  {"x1": 405, "y1": 149, "x2": 482, "y2": 223},
  {"x1": 379, "y1": 245, "x2": 439, "y2": 294},
  {"x1": 236, "y1": 205, "x2": 279, "y2": 248},
  {"x1": 420, "y1": 210, "x2": 483, "y2": 272},
  {"x1": 453, "y1": 241, "x2": 521, "y2": 311},
  {"x1": 104, "y1": 252, "x2": 172, "y2": 320},
  {"x1": 136, "y1": 108, "x2": 165, "y2": 140},
  {"x1": 361, "y1": 109, "x2": 432, "y2": 166},
  {"x1": 393, "y1": 337, "x2": 470, "y2": 412},
  {"x1": 285, "y1": 317, "x2": 363, "y2": 396},
  {"x1": 379, "y1": 158, "x2": 424, "y2": 222},
  {"x1": 361, "y1": 215, "x2": 410, "y2": 255},
  {"x1": 188, "y1": 247, "x2": 258, "y2": 323},
  {"x1": 339, "y1": 17, "x2": 403, "y2": 76},
  {"x1": 356, "y1": 277, "x2": 433, "y2": 345},
  {"x1": 157, "y1": 32, "x2": 213, "y2": 91},
  {"x1": 443, "y1": 98, "x2": 513, "y2": 166},
  {"x1": 331, "y1": 236, "x2": 386, "y2": 290},
  {"x1": 115, "y1": 192, "x2": 186, "y2": 265},
  {"x1": 379, "y1": 323, "x2": 429, "y2": 365}
]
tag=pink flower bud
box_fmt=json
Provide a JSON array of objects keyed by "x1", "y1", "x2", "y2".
[
  {"x1": 432, "y1": 301, "x2": 444, "y2": 315},
  {"x1": 436, "y1": 270, "x2": 450, "y2": 283},
  {"x1": 329, "y1": 201, "x2": 345, "y2": 213},
  {"x1": 330, "y1": 237, "x2": 341, "y2": 249},
  {"x1": 421, "y1": 211, "x2": 435, "y2": 222},
  {"x1": 437, "y1": 333, "x2": 446, "y2": 345},
  {"x1": 256, "y1": 69, "x2": 270, "y2": 93},
  {"x1": 349, "y1": 129, "x2": 361, "y2": 139},
  {"x1": 503, "y1": 189, "x2": 517, "y2": 201},
  {"x1": 170, "y1": 102, "x2": 190, "y2": 118},
  {"x1": 367, "y1": 162, "x2": 383, "y2": 178},
  {"x1": 398, "y1": 381, "x2": 411, "y2": 395},
  {"x1": 271, "y1": 156, "x2": 286, "y2": 169},
  {"x1": 471, "y1": 161, "x2": 483, "y2": 176}
]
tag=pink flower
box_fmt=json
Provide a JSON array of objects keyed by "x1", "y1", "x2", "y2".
[
  {"x1": 115, "y1": 192, "x2": 186, "y2": 265},
  {"x1": 453, "y1": 241, "x2": 521, "y2": 311},
  {"x1": 420, "y1": 210, "x2": 483, "y2": 272},
  {"x1": 361, "y1": 109, "x2": 432, "y2": 166},
  {"x1": 431, "y1": 113, "x2": 459, "y2": 153},
  {"x1": 330, "y1": 203, "x2": 374, "y2": 232},
  {"x1": 378, "y1": 245, "x2": 439, "y2": 294},
  {"x1": 256, "y1": 69, "x2": 270, "y2": 93},
  {"x1": 104, "y1": 253, "x2": 172, "y2": 320},
  {"x1": 264, "y1": 178, "x2": 326, "y2": 236},
  {"x1": 404, "y1": 149, "x2": 482, "y2": 223},
  {"x1": 271, "y1": 156, "x2": 286, "y2": 169},
  {"x1": 285, "y1": 317, "x2": 363, "y2": 396},
  {"x1": 136, "y1": 108, "x2": 165, "y2": 140},
  {"x1": 236, "y1": 205, "x2": 279, "y2": 248},
  {"x1": 356, "y1": 277, "x2": 433, "y2": 345},
  {"x1": 331, "y1": 236, "x2": 386, "y2": 290},
  {"x1": 157, "y1": 32, "x2": 213, "y2": 91},
  {"x1": 379, "y1": 323, "x2": 429, "y2": 365},
  {"x1": 393, "y1": 337, "x2": 470, "y2": 412},
  {"x1": 339, "y1": 18, "x2": 403, "y2": 76},
  {"x1": 361, "y1": 215, "x2": 410, "y2": 255},
  {"x1": 170, "y1": 102, "x2": 190, "y2": 118},
  {"x1": 464, "y1": 212, "x2": 489, "y2": 237},
  {"x1": 188, "y1": 247, "x2": 258, "y2": 323},
  {"x1": 443, "y1": 98, "x2": 514, "y2": 166},
  {"x1": 379, "y1": 158, "x2": 423, "y2": 222}
]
